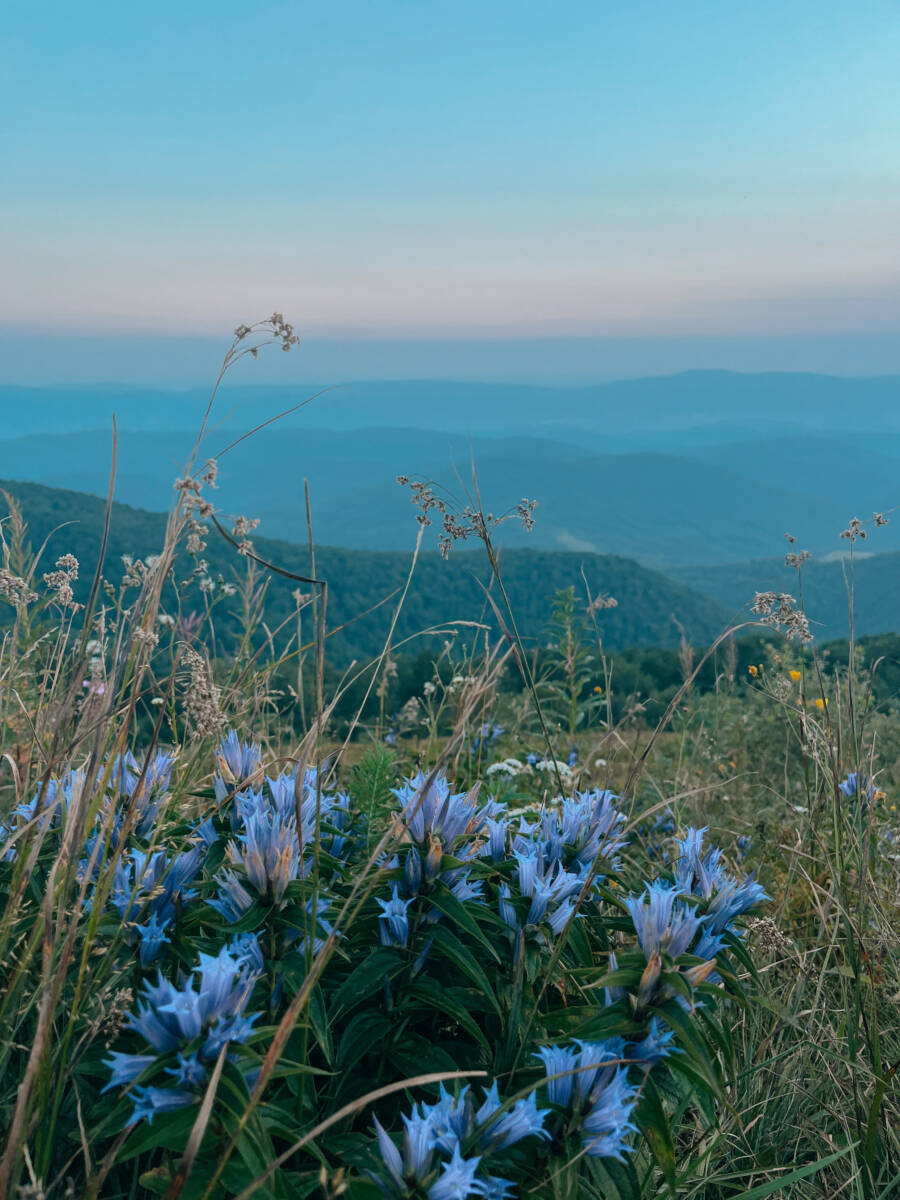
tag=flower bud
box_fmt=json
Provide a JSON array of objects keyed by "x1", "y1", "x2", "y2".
[
  {"x1": 424, "y1": 838, "x2": 443, "y2": 883},
  {"x1": 637, "y1": 951, "x2": 662, "y2": 1007},
  {"x1": 404, "y1": 848, "x2": 422, "y2": 896}
]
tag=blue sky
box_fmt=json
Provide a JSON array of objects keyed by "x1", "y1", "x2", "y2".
[{"x1": 2, "y1": 0, "x2": 899, "y2": 381}]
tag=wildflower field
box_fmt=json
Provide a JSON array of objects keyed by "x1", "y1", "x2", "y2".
[{"x1": 1, "y1": 324, "x2": 899, "y2": 1199}]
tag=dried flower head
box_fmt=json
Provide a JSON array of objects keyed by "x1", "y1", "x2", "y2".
[
  {"x1": 0, "y1": 568, "x2": 37, "y2": 607},
  {"x1": 396, "y1": 477, "x2": 537, "y2": 558},
  {"x1": 181, "y1": 646, "x2": 226, "y2": 737},
  {"x1": 840, "y1": 516, "x2": 866, "y2": 542},
  {"x1": 750, "y1": 592, "x2": 812, "y2": 643}
]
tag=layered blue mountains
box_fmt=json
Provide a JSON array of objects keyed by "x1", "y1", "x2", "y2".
[{"x1": 2, "y1": 370, "x2": 899, "y2": 647}]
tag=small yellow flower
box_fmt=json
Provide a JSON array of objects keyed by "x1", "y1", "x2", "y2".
[
  {"x1": 789, "y1": 670, "x2": 801, "y2": 682},
  {"x1": 593, "y1": 685, "x2": 603, "y2": 694},
  {"x1": 815, "y1": 697, "x2": 828, "y2": 710},
  {"x1": 874, "y1": 789, "x2": 886, "y2": 803},
  {"x1": 748, "y1": 665, "x2": 758, "y2": 678}
]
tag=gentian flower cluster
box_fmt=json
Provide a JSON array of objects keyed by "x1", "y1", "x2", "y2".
[
  {"x1": 534, "y1": 1039, "x2": 637, "y2": 1161},
  {"x1": 104, "y1": 943, "x2": 261, "y2": 1123},
  {"x1": 0, "y1": 769, "x2": 83, "y2": 862},
  {"x1": 674, "y1": 826, "x2": 768, "y2": 936},
  {"x1": 371, "y1": 1082, "x2": 548, "y2": 1198},
  {"x1": 490, "y1": 790, "x2": 626, "y2": 940},
  {"x1": 378, "y1": 773, "x2": 499, "y2": 936},
  {"x1": 107, "y1": 749, "x2": 176, "y2": 838},
  {"x1": 105, "y1": 845, "x2": 206, "y2": 964},
  {"x1": 211, "y1": 738, "x2": 352, "y2": 920},
  {"x1": 619, "y1": 827, "x2": 768, "y2": 1011}
]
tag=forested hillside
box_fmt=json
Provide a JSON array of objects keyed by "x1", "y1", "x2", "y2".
[{"x1": 0, "y1": 479, "x2": 731, "y2": 663}]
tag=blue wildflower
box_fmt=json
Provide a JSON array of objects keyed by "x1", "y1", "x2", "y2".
[
  {"x1": 535, "y1": 1044, "x2": 579, "y2": 1107},
  {"x1": 135, "y1": 912, "x2": 171, "y2": 966},
  {"x1": 214, "y1": 731, "x2": 262, "y2": 803},
  {"x1": 209, "y1": 868, "x2": 254, "y2": 921},
  {"x1": 498, "y1": 882, "x2": 517, "y2": 930},
  {"x1": 228, "y1": 805, "x2": 299, "y2": 904},
  {"x1": 628, "y1": 1018, "x2": 677, "y2": 1068},
  {"x1": 107, "y1": 946, "x2": 261, "y2": 1123},
  {"x1": 103, "y1": 1051, "x2": 156, "y2": 1091},
  {"x1": 372, "y1": 1115, "x2": 405, "y2": 1189},
  {"x1": 581, "y1": 1071, "x2": 637, "y2": 1160},
  {"x1": 165, "y1": 1052, "x2": 208, "y2": 1087},
  {"x1": 706, "y1": 875, "x2": 768, "y2": 934},
  {"x1": 228, "y1": 931, "x2": 265, "y2": 973},
  {"x1": 428, "y1": 1146, "x2": 482, "y2": 1199},
  {"x1": 405, "y1": 848, "x2": 423, "y2": 895},
  {"x1": 378, "y1": 885, "x2": 413, "y2": 948},
  {"x1": 478, "y1": 1091, "x2": 549, "y2": 1151},
  {"x1": 674, "y1": 827, "x2": 727, "y2": 899},
  {"x1": 392, "y1": 772, "x2": 492, "y2": 846},
  {"x1": 624, "y1": 882, "x2": 702, "y2": 959},
  {"x1": 839, "y1": 772, "x2": 876, "y2": 801},
  {"x1": 130, "y1": 1085, "x2": 196, "y2": 1124}
]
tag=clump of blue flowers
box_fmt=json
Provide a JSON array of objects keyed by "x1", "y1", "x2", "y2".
[
  {"x1": 370, "y1": 1081, "x2": 548, "y2": 1199},
  {"x1": 104, "y1": 943, "x2": 261, "y2": 1123}
]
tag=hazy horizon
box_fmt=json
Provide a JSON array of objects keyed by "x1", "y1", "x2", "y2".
[{"x1": 4, "y1": 0, "x2": 899, "y2": 379}]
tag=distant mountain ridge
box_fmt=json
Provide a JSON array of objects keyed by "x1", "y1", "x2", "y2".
[
  {"x1": 2, "y1": 369, "x2": 899, "y2": 439},
  {"x1": 0, "y1": 422, "x2": 896, "y2": 567}
]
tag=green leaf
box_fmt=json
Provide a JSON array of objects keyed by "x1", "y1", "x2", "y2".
[
  {"x1": 331, "y1": 947, "x2": 404, "y2": 1016},
  {"x1": 429, "y1": 924, "x2": 501, "y2": 1013},
  {"x1": 427, "y1": 888, "x2": 501, "y2": 963},
  {"x1": 635, "y1": 1075, "x2": 676, "y2": 1193},
  {"x1": 402, "y1": 982, "x2": 491, "y2": 1050}
]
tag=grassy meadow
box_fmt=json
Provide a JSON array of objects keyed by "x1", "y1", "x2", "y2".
[{"x1": 1, "y1": 323, "x2": 898, "y2": 1199}]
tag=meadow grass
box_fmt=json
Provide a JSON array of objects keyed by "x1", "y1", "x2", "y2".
[{"x1": 0, "y1": 324, "x2": 897, "y2": 1199}]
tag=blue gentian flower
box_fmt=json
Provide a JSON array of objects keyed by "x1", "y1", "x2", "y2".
[
  {"x1": 839, "y1": 772, "x2": 876, "y2": 800},
  {"x1": 478, "y1": 1091, "x2": 549, "y2": 1151},
  {"x1": 706, "y1": 875, "x2": 768, "y2": 934},
  {"x1": 535, "y1": 1044, "x2": 579, "y2": 1107},
  {"x1": 135, "y1": 912, "x2": 171, "y2": 966},
  {"x1": 228, "y1": 806, "x2": 299, "y2": 903},
  {"x1": 392, "y1": 772, "x2": 492, "y2": 846},
  {"x1": 420, "y1": 1084, "x2": 472, "y2": 1153},
  {"x1": 428, "y1": 1146, "x2": 482, "y2": 1199},
  {"x1": 106, "y1": 946, "x2": 261, "y2": 1124},
  {"x1": 402, "y1": 1108, "x2": 437, "y2": 1179},
  {"x1": 378, "y1": 885, "x2": 413, "y2": 947},
  {"x1": 214, "y1": 731, "x2": 262, "y2": 803},
  {"x1": 165, "y1": 1052, "x2": 208, "y2": 1087},
  {"x1": 405, "y1": 848, "x2": 423, "y2": 895},
  {"x1": 372, "y1": 1115, "x2": 405, "y2": 1190},
  {"x1": 624, "y1": 882, "x2": 702, "y2": 959},
  {"x1": 130, "y1": 1085, "x2": 196, "y2": 1124},
  {"x1": 103, "y1": 1051, "x2": 156, "y2": 1090},
  {"x1": 581, "y1": 1071, "x2": 637, "y2": 1160},
  {"x1": 209, "y1": 868, "x2": 254, "y2": 921},
  {"x1": 629, "y1": 1018, "x2": 676, "y2": 1067},
  {"x1": 674, "y1": 827, "x2": 727, "y2": 899}
]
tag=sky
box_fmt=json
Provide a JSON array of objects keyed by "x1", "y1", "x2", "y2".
[{"x1": 3, "y1": 0, "x2": 900, "y2": 383}]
